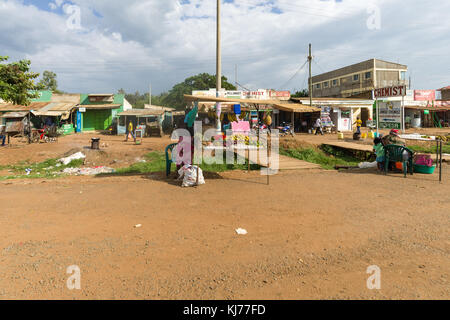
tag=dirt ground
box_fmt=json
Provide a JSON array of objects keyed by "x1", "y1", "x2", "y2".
[{"x1": 0, "y1": 132, "x2": 449, "y2": 300}]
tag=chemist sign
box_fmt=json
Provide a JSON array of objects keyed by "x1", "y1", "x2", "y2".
[{"x1": 373, "y1": 85, "x2": 407, "y2": 99}]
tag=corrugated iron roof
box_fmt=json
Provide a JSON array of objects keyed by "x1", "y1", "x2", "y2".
[
  {"x1": 0, "y1": 102, "x2": 50, "y2": 112},
  {"x1": 273, "y1": 103, "x2": 321, "y2": 113},
  {"x1": 80, "y1": 104, "x2": 121, "y2": 110},
  {"x1": 119, "y1": 109, "x2": 164, "y2": 116},
  {"x1": 0, "y1": 111, "x2": 29, "y2": 118}
]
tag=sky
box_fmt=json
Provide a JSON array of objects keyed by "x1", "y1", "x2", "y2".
[{"x1": 0, "y1": 0, "x2": 449, "y2": 95}]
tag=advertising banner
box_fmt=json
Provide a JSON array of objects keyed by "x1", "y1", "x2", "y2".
[
  {"x1": 378, "y1": 101, "x2": 402, "y2": 129},
  {"x1": 414, "y1": 90, "x2": 436, "y2": 101}
]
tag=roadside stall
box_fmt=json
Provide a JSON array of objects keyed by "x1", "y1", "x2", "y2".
[{"x1": 118, "y1": 108, "x2": 174, "y2": 137}]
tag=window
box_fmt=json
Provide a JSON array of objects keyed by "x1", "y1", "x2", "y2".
[
  {"x1": 400, "y1": 71, "x2": 406, "y2": 81},
  {"x1": 353, "y1": 74, "x2": 360, "y2": 82},
  {"x1": 365, "y1": 72, "x2": 371, "y2": 80},
  {"x1": 323, "y1": 81, "x2": 329, "y2": 88},
  {"x1": 315, "y1": 83, "x2": 321, "y2": 89},
  {"x1": 332, "y1": 79, "x2": 338, "y2": 86}
]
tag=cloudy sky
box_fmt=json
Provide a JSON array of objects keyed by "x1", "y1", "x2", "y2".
[{"x1": 1, "y1": 0, "x2": 449, "y2": 94}]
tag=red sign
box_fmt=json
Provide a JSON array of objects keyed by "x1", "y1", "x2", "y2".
[
  {"x1": 414, "y1": 90, "x2": 435, "y2": 101},
  {"x1": 373, "y1": 85, "x2": 407, "y2": 98},
  {"x1": 270, "y1": 90, "x2": 291, "y2": 98}
]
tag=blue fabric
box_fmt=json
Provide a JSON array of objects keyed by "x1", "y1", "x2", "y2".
[
  {"x1": 376, "y1": 156, "x2": 385, "y2": 163},
  {"x1": 184, "y1": 106, "x2": 198, "y2": 128},
  {"x1": 233, "y1": 104, "x2": 241, "y2": 115}
]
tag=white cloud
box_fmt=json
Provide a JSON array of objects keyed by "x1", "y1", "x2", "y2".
[{"x1": 0, "y1": 0, "x2": 449, "y2": 94}]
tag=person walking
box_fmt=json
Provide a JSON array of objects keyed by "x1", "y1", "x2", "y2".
[
  {"x1": 354, "y1": 117, "x2": 362, "y2": 134},
  {"x1": 314, "y1": 117, "x2": 323, "y2": 135},
  {"x1": 126, "y1": 120, "x2": 136, "y2": 142}
]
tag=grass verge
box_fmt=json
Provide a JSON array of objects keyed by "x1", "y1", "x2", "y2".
[
  {"x1": 408, "y1": 143, "x2": 450, "y2": 154},
  {"x1": 0, "y1": 158, "x2": 84, "y2": 181},
  {"x1": 281, "y1": 145, "x2": 361, "y2": 170},
  {"x1": 114, "y1": 151, "x2": 260, "y2": 175}
]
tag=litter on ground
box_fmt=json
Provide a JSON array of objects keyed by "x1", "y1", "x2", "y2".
[
  {"x1": 235, "y1": 228, "x2": 248, "y2": 235},
  {"x1": 358, "y1": 161, "x2": 378, "y2": 169},
  {"x1": 178, "y1": 165, "x2": 205, "y2": 187},
  {"x1": 63, "y1": 166, "x2": 115, "y2": 176},
  {"x1": 59, "y1": 152, "x2": 86, "y2": 165}
]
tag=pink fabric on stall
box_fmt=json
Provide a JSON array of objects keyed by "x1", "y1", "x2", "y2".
[
  {"x1": 415, "y1": 154, "x2": 433, "y2": 167},
  {"x1": 231, "y1": 121, "x2": 250, "y2": 134}
]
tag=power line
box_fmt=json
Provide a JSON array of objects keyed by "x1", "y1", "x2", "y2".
[{"x1": 279, "y1": 59, "x2": 308, "y2": 90}]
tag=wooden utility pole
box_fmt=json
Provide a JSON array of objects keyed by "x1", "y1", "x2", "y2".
[
  {"x1": 149, "y1": 83, "x2": 152, "y2": 106},
  {"x1": 308, "y1": 43, "x2": 313, "y2": 106},
  {"x1": 216, "y1": 0, "x2": 222, "y2": 132}
]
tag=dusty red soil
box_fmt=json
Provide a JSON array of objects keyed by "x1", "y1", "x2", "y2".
[{"x1": 0, "y1": 132, "x2": 448, "y2": 300}]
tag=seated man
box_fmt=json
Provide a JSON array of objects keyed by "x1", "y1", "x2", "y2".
[{"x1": 381, "y1": 129, "x2": 406, "y2": 146}]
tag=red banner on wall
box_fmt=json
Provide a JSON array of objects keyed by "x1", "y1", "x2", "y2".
[{"x1": 414, "y1": 90, "x2": 436, "y2": 101}]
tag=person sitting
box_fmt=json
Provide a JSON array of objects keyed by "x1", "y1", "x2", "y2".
[{"x1": 381, "y1": 129, "x2": 406, "y2": 147}]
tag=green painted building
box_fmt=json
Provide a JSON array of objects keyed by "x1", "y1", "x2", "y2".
[{"x1": 77, "y1": 94, "x2": 129, "y2": 132}]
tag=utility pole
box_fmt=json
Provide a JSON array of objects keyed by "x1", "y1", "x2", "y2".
[
  {"x1": 235, "y1": 64, "x2": 237, "y2": 88},
  {"x1": 308, "y1": 43, "x2": 313, "y2": 106},
  {"x1": 149, "y1": 83, "x2": 152, "y2": 106},
  {"x1": 216, "y1": 0, "x2": 222, "y2": 133}
]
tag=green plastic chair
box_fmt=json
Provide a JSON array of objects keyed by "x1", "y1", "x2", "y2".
[
  {"x1": 165, "y1": 143, "x2": 178, "y2": 177},
  {"x1": 384, "y1": 145, "x2": 414, "y2": 178}
]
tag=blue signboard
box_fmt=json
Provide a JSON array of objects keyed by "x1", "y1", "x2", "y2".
[{"x1": 76, "y1": 111, "x2": 82, "y2": 132}]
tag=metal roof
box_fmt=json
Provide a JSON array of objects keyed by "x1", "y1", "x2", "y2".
[
  {"x1": 80, "y1": 104, "x2": 121, "y2": 110},
  {"x1": 0, "y1": 111, "x2": 29, "y2": 118},
  {"x1": 0, "y1": 102, "x2": 50, "y2": 112},
  {"x1": 273, "y1": 103, "x2": 321, "y2": 113},
  {"x1": 119, "y1": 109, "x2": 164, "y2": 117}
]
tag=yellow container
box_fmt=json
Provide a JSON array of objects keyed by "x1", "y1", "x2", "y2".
[
  {"x1": 337, "y1": 132, "x2": 344, "y2": 140},
  {"x1": 368, "y1": 131, "x2": 375, "y2": 139},
  {"x1": 361, "y1": 133, "x2": 367, "y2": 139}
]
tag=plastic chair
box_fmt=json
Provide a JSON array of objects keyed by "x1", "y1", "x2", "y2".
[
  {"x1": 384, "y1": 145, "x2": 414, "y2": 178},
  {"x1": 165, "y1": 143, "x2": 178, "y2": 177}
]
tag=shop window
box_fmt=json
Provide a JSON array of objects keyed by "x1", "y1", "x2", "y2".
[
  {"x1": 323, "y1": 81, "x2": 329, "y2": 88},
  {"x1": 315, "y1": 83, "x2": 321, "y2": 89},
  {"x1": 332, "y1": 79, "x2": 338, "y2": 86},
  {"x1": 353, "y1": 74, "x2": 360, "y2": 82}
]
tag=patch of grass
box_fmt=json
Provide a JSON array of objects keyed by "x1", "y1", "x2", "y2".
[
  {"x1": 114, "y1": 151, "x2": 260, "y2": 175},
  {"x1": 281, "y1": 146, "x2": 361, "y2": 170},
  {"x1": 0, "y1": 158, "x2": 84, "y2": 181},
  {"x1": 408, "y1": 143, "x2": 450, "y2": 154}
]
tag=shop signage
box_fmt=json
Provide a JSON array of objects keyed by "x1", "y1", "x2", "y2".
[
  {"x1": 414, "y1": 90, "x2": 435, "y2": 101},
  {"x1": 373, "y1": 85, "x2": 407, "y2": 98},
  {"x1": 378, "y1": 101, "x2": 402, "y2": 129},
  {"x1": 269, "y1": 90, "x2": 291, "y2": 100},
  {"x1": 79, "y1": 107, "x2": 86, "y2": 112}
]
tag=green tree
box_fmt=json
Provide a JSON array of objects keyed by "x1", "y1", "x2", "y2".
[
  {"x1": 164, "y1": 73, "x2": 237, "y2": 110},
  {"x1": 0, "y1": 56, "x2": 41, "y2": 105},
  {"x1": 37, "y1": 70, "x2": 62, "y2": 93},
  {"x1": 291, "y1": 89, "x2": 309, "y2": 98}
]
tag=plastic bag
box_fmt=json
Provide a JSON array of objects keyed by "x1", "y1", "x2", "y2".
[
  {"x1": 358, "y1": 161, "x2": 378, "y2": 169},
  {"x1": 178, "y1": 165, "x2": 205, "y2": 187}
]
